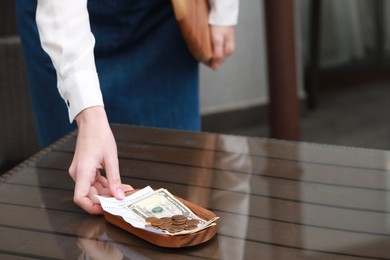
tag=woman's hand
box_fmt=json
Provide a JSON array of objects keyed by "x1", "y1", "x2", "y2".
[
  {"x1": 69, "y1": 106, "x2": 133, "y2": 214},
  {"x1": 209, "y1": 25, "x2": 236, "y2": 70}
]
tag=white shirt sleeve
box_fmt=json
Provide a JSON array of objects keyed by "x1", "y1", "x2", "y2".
[
  {"x1": 36, "y1": 0, "x2": 104, "y2": 123},
  {"x1": 208, "y1": 0, "x2": 240, "y2": 26}
]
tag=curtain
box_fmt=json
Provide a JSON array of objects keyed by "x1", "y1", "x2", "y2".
[{"x1": 299, "y1": 0, "x2": 390, "y2": 68}]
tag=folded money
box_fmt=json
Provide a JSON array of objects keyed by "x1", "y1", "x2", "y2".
[{"x1": 97, "y1": 186, "x2": 219, "y2": 236}]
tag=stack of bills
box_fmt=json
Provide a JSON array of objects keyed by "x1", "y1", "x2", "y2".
[{"x1": 97, "y1": 186, "x2": 218, "y2": 236}]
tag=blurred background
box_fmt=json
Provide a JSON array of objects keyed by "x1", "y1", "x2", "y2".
[
  {"x1": 1, "y1": 0, "x2": 389, "y2": 174},
  {"x1": 201, "y1": 0, "x2": 390, "y2": 148}
]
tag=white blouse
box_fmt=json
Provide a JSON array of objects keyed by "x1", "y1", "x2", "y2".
[{"x1": 35, "y1": 0, "x2": 239, "y2": 122}]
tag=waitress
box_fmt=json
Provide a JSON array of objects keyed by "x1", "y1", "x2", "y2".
[{"x1": 15, "y1": 0, "x2": 239, "y2": 214}]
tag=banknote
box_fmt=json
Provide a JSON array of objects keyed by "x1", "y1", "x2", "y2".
[
  {"x1": 125, "y1": 188, "x2": 218, "y2": 235},
  {"x1": 126, "y1": 188, "x2": 203, "y2": 221}
]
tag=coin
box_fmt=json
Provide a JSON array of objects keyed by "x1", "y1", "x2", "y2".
[
  {"x1": 144, "y1": 215, "x2": 200, "y2": 234},
  {"x1": 145, "y1": 217, "x2": 159, "y2": 223},
  {"x1": 172, "y1": 219, "x2": 187, "y2": 225},
  {"x1": 158, "y1": 223, "x2": 171, "y2": 230},
  {"x1": 160, "y1": 217, "x2": 172, "y2": 224},
  {"x1": 150, "y1": 218, "x2": 165, "y2": 227},
  {"x1": 186, "y1": 219, "x2": 200, "y2": 225},
  {"x1": 171, "y1": 215, "x2": 186, "y2": 221},
  {"x1": 184, "y1": 224, "x2": 198, "y2": 230},
  {"x1": 169, "y1": 224, "x2": 185, "y2": 232}
]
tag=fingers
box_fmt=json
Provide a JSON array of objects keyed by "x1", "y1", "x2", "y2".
[
  {"x1": 107, "y1": 178, "x2": 134, "y2": 198},
  {"x1": 93, "y1": 181, "x2": 111, "y2": 196},
  {"x1": 70, "y1": 149, "x2": 133, "y2": 214},
  {"x1": 104, "y1": 154, "x2": 124, "y2": 199},
  {"x1": 104, "y1": 154, "x2": 134, "y2": 200},
  {"x1": 96, "y1": 172, "x2": 109, "y2": 188},
  {"x1": 210, "y1": 26, "x2": 236, "y2": 70},
  {"x1": 73, "y1": 168, "x2": 104, "y2": 214},
  {"x1": 70, "y1": 109, "x2": 134, "y2": 214}
]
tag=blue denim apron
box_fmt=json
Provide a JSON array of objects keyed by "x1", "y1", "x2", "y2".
[{"x1": 15, "y1": 0, "x2": 199, "y2": 147}]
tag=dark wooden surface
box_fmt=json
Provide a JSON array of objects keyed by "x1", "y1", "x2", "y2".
[{"x1": 1, "y1": 124, "x2": 390, "y2": 259}]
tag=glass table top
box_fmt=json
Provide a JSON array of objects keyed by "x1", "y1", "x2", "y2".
[{"x1": 0, "y1": 124, "x2": 389, "y2": 259}]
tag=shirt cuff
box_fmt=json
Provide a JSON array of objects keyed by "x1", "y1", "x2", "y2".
[
  {"x1": 209, "y1": 0, "x2": 239, "y2": 26},
  {"x1": 59, "y1": 70, "x2": 104, "y2": 122}
]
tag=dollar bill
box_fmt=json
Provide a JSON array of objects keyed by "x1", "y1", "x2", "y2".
[
  {"x1": 126, "y1": 188, "x2": 204, "y2": 223},
  {"x1": 125, "y1": 188, "x2": 218, "y2": 235}
]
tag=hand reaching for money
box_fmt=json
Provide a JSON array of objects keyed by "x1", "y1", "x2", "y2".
[{"x1": 70, "y1": 106, "x2": 133, "y2": 214}]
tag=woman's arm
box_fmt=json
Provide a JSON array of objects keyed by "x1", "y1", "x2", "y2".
[
  {"x1": 36, "y1": 0, "x2": 132, "y2": 214},
  {"x1": 36, "y1": 0, "x2": 103, "y2": 122}
]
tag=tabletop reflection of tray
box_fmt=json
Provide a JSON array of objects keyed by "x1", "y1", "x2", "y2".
[{"x1": 103, "y1": 191, "x2": 218, "y2": 248}]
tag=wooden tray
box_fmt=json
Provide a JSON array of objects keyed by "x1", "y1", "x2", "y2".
[
  {"x1": 103, "y1": 191, "x2": 218, "y2": 248},
  {"x1": 171, "y1": 0, "x2": 213, "y2": 65}
]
